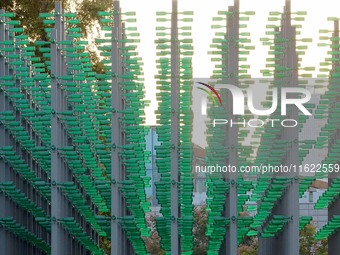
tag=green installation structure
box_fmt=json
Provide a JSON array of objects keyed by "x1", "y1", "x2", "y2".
[
  {"x1": 0, "y1": 0, "x2": 340, "y2": 254},
  {"x1": 313, "y1": 18, "x2": 340, "y2": 253},
  {"x1": 204, "y1": 1, "x2": 339, "y2": 255},
  {"x1": 0, "y1": 1, "x2": 150, "y2": 254}
]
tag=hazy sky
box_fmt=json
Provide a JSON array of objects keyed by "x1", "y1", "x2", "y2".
[{"x1": 119, "y1": 0, "x2": 339, "y2": 125}]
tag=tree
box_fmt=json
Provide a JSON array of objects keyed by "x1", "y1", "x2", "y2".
[
  {"x1": 0, "y1": 0, "x2": 111, "y2": 39},
  {"x1": 77, "y1": 0, "x2": 112, "y2": 36},
  {"x1": 238, "y1": 240, "x2": 258, "y2": 255},
  {"x1": 237, "y1": 223, "x2": 329, "y2": 255},
  {"x1": 143, "y1": 206, "x2": 209, "y2": 255},
  {"x1": 144, "y1": 213, "x2": 164, "y2": 255},
  {"x1": 0, "y1": 0, "x2": 54, "y2": 41},
  {"x1": 193, "y1": 206, "x2": 208, "y2": 255},
  {"x1": 315, "y1": 239, "x2": 328, "y2": 255},
  {"x1": 300, "y1": 224, "x2": 317, "y2": 255},
  {"x1": 299, "y1": 223, "x2": 329, "y2": 255},
  {"x1": 0, "y1": 0, "x2": 110, "y2": 73},
  {"x1": 299, "y1": 223, "x2": 328, "y2": 255}
]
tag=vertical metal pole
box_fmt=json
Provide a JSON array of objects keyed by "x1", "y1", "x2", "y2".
[
  {"x1": 285, "y1": 24, "x2": 300, "y2": 255},
  {"x1": 51, "y1": 2, "x2": 71, "y2": 255},
  {"x1": 221, "y1": 1, "x2": 239, "y2": 254},
  {"x1": 258, "y1": 1, "x2": 299, "y2": 254},
  {"x1": 12, "y1": 24, "x2": 26, "y2": 254},
  {"x1": 51, "y1": 22, "x2": 62, "y2": 255},
  {"x1": 328, "y1": 19, "x2": 340, "y2": 255},
  {"x1": 0, "y1": 10, "x2": 14, "y2": 255},
  {"x1": 170, "y1": 0, "x2": 180, "y2": 254},
  {"x1": 275, "y1": 1, "x2": 299, "y2": 254},
  {"x1": 111, "y1": 1, "x2": 126, "y2": 255}
]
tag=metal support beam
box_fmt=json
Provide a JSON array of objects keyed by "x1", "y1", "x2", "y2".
[
  {"x1": 328, "y1": 19, "x2": 340, "y2": 255},
  {"x1": 170, "y1": 0, "x2": 180, "y2": 253},
  {"x1": 51, "y1": 2, "x2": 72, "y2": 254},
  {"x1": 258, "y1": 0, "x2": 299, "y2": 254},
  {"x1": 0, "y1": 9, "x2": 14, "y2": 255},
  {"x1": 274, "y1": 4, "x2": 300, "y2": 255},
  {"x1": 111, "y1": 1, "x2": 128, "y2": 254},
  {"x1": 220, "y1": 1, "x2": 239, "y2": 254}
]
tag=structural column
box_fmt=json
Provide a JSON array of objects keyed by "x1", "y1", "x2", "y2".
[
  {"x1": 111, "y1": 1, "x2": 128, "y2": 254},
  {"x1": 51, "y1": 2, "x2": 72, "y2": 254},
  {"x1": 328, "y1": 19, "x2": 340, "y2": 255},
  {"x1": 221, "y1": 1, "x2": 239, "y2": 254},
  {"x1": 170, "y1": 0, "x2": 180, "y2": 254},
  {"x1": 258, "y1": 1, "x2": 299, "y2": 254},
  {"x1": 0, "y1": 9, "x2": 14, "y2": 255}
]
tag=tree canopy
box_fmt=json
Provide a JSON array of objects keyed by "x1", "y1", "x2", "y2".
[
  {"x1": 0, "y1": 0, "x2": 110, "y2": 73},
  {"x1": 0, "y1": 0, "x2": 112, "y2": 40}
]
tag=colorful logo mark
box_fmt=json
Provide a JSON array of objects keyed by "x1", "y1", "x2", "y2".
[{"x1": 196, "y1": 82, "x2": 222, "y2": 106}]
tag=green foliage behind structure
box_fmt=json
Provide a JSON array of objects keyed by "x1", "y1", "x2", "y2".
[
  {"x1": 0, "y1": 0, "x2": 112, "y2": 40},
  {"x1": 0, "y1": 0, "x2": 110, "y2": 72}
]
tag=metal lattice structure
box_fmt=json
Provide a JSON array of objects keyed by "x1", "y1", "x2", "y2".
[
  {"x1": 1, "y1": 0, "x2": 340, "y2": 254},
  {"x1": 0, "y1": 1, "x2": 150, "y2": 254}
]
